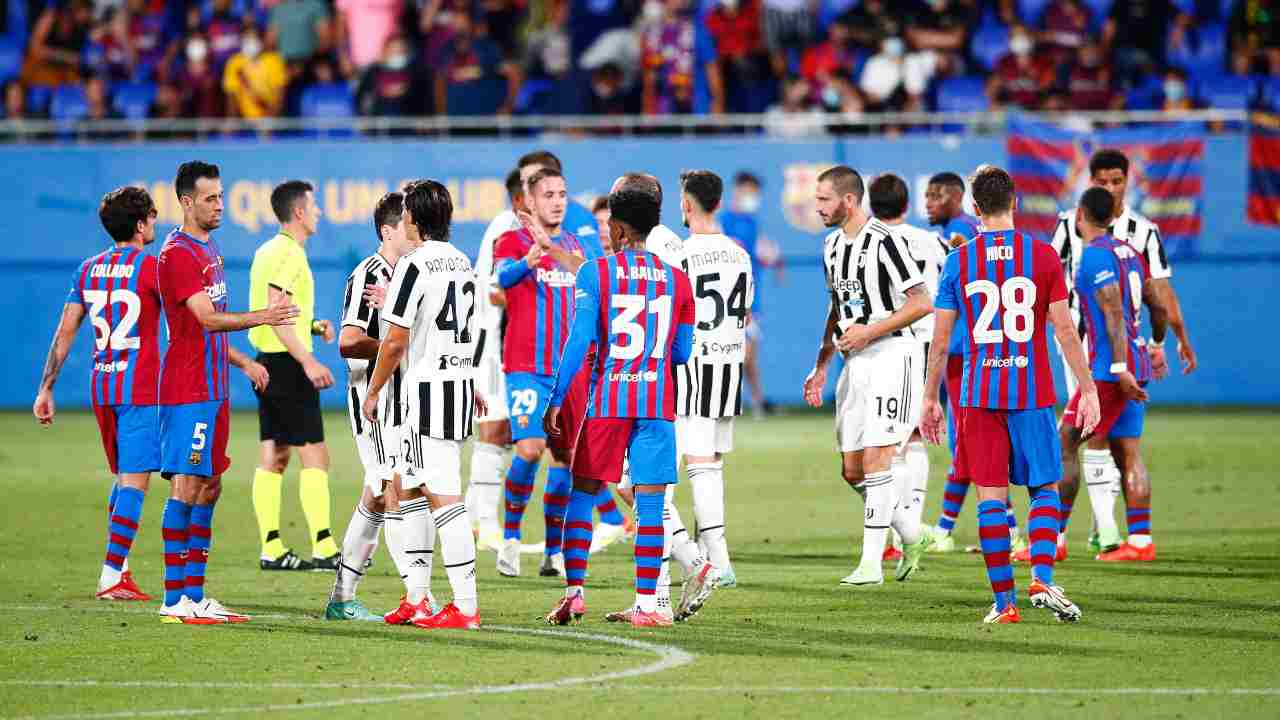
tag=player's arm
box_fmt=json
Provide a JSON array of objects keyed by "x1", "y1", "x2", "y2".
[
  {"x1": 670, "y1": 274, "x2": 696, "y2": 365},
  {"x1": 548, "y1": 268, "x2": 601, "y2": 413},
  {"x1": 363, "y1": 323, "x2": 409, "y2": 422},
  {"x1": 339, "y1": 325, "x2": 380, "y2": 360},
  {"x1": 185, "y1": 291, "x2": 298, "y2": 332},
  {"x1": 803, "y1": 299, "x2": 839, "y2": 408},
  {"x1": 838, "y1": 283, "x2": 930, "y2": 352},
  {"x1": 33, "y1": 302, "x2": 86, "y2": 425},
  {"x1": 364, "y1": 258, "x2": 419, "y2": 421},
  {"x1": 1050, "y1": 299, "x2": 1100, "y2": 436},
  {"x1": 518, "y1": 210, "x2": 584, "y2": 272},
  {"x1": 228, "y1": 345, "x2": 269, "y2": 391},
  {"x1": 920, "y1": 308, "x2": 955, "y2": 445},
  {"x1": 1093, "y1": 281, "x2": 1148, "y2": 402},
  {"x1": 266, "y1": 285, "x2": 334, "y2": 389},
  {"x1": 495, "y1": 234, "x2": 541, "y2": 288},
  {"x1": 339, "y1": 274, "x2": 381, "y2": 360},
  {"x1": 1144, "y1": 227, "x2": 1195, "y2": 373}
]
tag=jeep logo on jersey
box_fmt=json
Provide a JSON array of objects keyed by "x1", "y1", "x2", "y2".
[
  {"x1": 982, "y1": 356, "x2": 1030, "y2": 369},
  {"x1": 437, "y1": 355, "x2": 475, "y2": 371},
  {"x1": 833, "y1": 278, "x2": 862, "y2": 294}
]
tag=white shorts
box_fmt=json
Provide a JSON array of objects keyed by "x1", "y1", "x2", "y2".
[
  {"x1": 474, "y1": 327, "x2": 509, "y2": 423},
  {"x1": 401, "y1": 434, "x2": 463, "y2": 496},
  {"x1": 835, "y1": 339, "x2": 923, "y2": 453},
  {"x1": 347, "y1": 383, "x2": 407, "y2": 497},
  {"x1": 676, "y1": 415, "x2": 735, "y2": 457}
]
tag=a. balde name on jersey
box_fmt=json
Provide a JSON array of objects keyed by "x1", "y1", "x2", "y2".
[
  {"x1": 686, "y1": 247, "x2": 748, "y2": 269},
  {"x1": 90, "y1": 263, "x2": 135, "y2": 279},
  {"x1": 982, "y1": 355, "x2": 1030, "y2": 369},
  {"x1": 537, "y1": 268, "x2": 576, "y2": 287},
  {"x1": 614, "y1": 266, "x2": 669, "y2": 283}
]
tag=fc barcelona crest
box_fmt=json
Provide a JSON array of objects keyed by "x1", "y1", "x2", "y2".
[
  {"x1": 783, "y1": 163, "x2": 834, "y2": 233},
  {"x1": 517, "y1": 415, "x2": 530, "y2": 429},
  {"x1": 189, "y1": 451, "x2": 202, "y2": 465}
]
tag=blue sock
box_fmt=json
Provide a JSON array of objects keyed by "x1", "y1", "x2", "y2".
[
  {"x1": 595, "y1": 487, "x2": 626, "y2": 526},
  {"x1": 543, "y1": 467, "x2": 572, "y2": 557},
  {"x1": 1006, "y1": 499, "x2": 1020, "y2": 534},
  {"x1": 1028, "y1": 487, "x2": 1060, "y2": 585},
  {"x1": 104, "y1": 486, "x2": 144, "y2": 572},
  {"x1": 563, "y1": 488, "x2": 595, "y2": 590},
  {"x1": 937, "y1": 473, "x2": 969, "y2": 533},
  {"x1": 185, "y1": 504, "x2": 215, "y2": 603},
  {"x1": 634, "y1": 492, "x2": 664, "y2": 600},
  {"x1": 161, "y1": 499, "x2": 192, "y2": 607},
  {"x1": 978, "y1": 499, "x2": 1015, "y2": 610},
  {"x1": 107, "y1": 481, "x2": 120, "y2": 516},
  {"x1": 503, "y1": 456, "x2": 539, "y2": 541}
]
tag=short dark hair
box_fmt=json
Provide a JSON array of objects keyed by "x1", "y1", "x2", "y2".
[
  {"x1": 175, "y1": 160, "x2": 220, "y2": 200},
  {"x1": 270, "y1": 180, "x2": 314, "y2": 223},
  {"x1": 1079, "y1": 187, "x2": 1116, "y2": 227},
  {"x1": 619, "y1": 172, "x2": 663, "y2": 205},
  {"x1": 733, "y1": 171, "x2": 761, "y2": 188},
  {"x1": 505, "y1": 168, "x2": 524, "y2": 201},
  {"x1": 517, "y1": 150, "x2": 562, "y2": 173},
  {"x1": 1089, "y1": 149, "x2": 1129, "y2": 178},
  {"x1": 868, "y1": 173, "x2": 909, "y2": 220},
  {"x1": 680, "y1": 169, "x2": 722, "y2": 213},
  {"x1": 609, "y1": 177, "x2": 661, "y2": 237},
  {"x1": 99, "y1": 186, "x2": 155, "y2": 243},
  {"x1": 817, "y1": 165, "x2": 864, "y2": 202},
  {"x1": 970, "y1": 165, "x2": 1016, "y2": 215},
  {"x1": 526, "y1": 167, "x2": 564, "y2": 193},
  {"x1": 591, "y1": 195, "x2": 609, "y2": 214},
  {"x1": 372, "y1": 191, "x2": 403, "y2": 243},
  {"x1": 403, "y1": 179, "x2": 453, "y2": 242},
  {"x1": 928, "y1": 172, "x2": 965, "y2": 193}
]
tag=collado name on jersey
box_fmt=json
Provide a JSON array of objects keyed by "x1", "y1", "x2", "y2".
[
  {"x1": 615, "y1": 266, "x2": 669, "y2": 283},
  {"x1": 90, "y1": 263, "x2": 135, "y2": 279},
  {"x1": 686, "y1": 248, "x2": 749, "y2": 270}
]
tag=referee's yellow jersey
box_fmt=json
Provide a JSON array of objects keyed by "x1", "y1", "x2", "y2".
[{"x1": 249, "y1": 231, "x2": 315, "y2": 353}]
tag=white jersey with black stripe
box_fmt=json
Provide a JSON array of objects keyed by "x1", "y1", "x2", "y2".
[
  {"x1": 676, "y1": 232, "x2": 754, "y2": 419},
  {"x1": 340, "y1": 253, "x2": 394, "y2": 388},
  {"x1": 890, "y1": 221, "x2": 948, "y2": 340},
  {"x1": 823, "y1": 217, "x2": 926, "y2": 348},
  {"x1": 383, "y1": 241, "x2": 478, "y2": 441}
]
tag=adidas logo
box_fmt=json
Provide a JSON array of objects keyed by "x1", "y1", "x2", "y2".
[{"x1": 409, "y1": 558, "x2": 430, "y2": 568}]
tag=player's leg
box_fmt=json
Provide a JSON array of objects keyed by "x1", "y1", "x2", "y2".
[
  {"x1": 469, "y1": 420, "x2": 510, "y2": 551},
  {"x1": 1098, "y1": 400, "x2": 1155, "y2": 562},
  {"x1": 97, "y1": 404, "x2": 156, "y2": 600},
  {"x1": 903, "y1": 432, "x2": 929, "y2": 533},
  {"x1": 297, "y1": 441, "x2": 340, "y2": 568},
  {"x1": 185, "y1": 400, "x2": 247, "y2": 622},
  {"x1": 931, "y1": 354, "x2": 968, "y2": 550},
  {"x1": 541, "y1": 458, "x2": 572, "y2": 577},
  {"x1": 408, "y1": 438, "x2": 479, "y2": 630},
  {"x1": 629, "y1": 420, "x2": 679, "y2": 627},
  {"x1": 1012, "y1": 407, "x2": 1080, "y2": 622},
  {"x1": 158, "y1": 472, "x2": 197, "y2": 622},
  {"x1": 686, "y1": 415, "x2": 733, "y2": 579},
  {"x1": 1055, "y1": 397, "x2": 1087, "y2": 556},
  {"x1": 326, "y1": 484, "x2": 385, "y2": 621},
  {"x1": 252, "y1": 370, "x2": 297, "y2": 568},
  {"x1": 960, "y1": 408, "x2": 1019, "y2": 622},
  {"x1": 499, "y1": 373, "x2": 549, "y2": 575}
]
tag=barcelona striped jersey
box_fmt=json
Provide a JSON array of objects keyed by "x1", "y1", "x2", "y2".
[
  {"x1": 494, "y1": 228, "x2": 583, "y2": 376},
  {"x1": 936, "y1": 229, "x2": 1068, "y2": 410},
  {"x1": 1076, "y1": 234, "x2": 1153, "y2": 384},
  {"x1": 67, "y1": 246, "x2": 162, "y2": 406},
  {"x1": 551, "y1": 249, "x2": 695, "y2": 420},
  {"x1": 938, "y1": 213, "x2": 981, "y2": 355},
  {"x1": 157, "y1": 228, "x2": 231, "y2": 404}
]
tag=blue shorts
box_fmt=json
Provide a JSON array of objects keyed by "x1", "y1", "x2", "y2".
[
  {"x1": 93, "y1": 403, "x2": 161, "y2": 475},
  {"x1": 956, "y1": 405, "x2": 1062, "y2": 489},
  {"x1": 1109, "y1": 399, "x2": 1145, "y2": 439},
  {"x1": 160, "y1": 400, "x2": 231, "y2": 479},
  {"x1": 507, "y1": 372, "x2": 554, "y2": 442},
  {"x1": 572, "y1": 417, "x2": 677, "y2": 486}
]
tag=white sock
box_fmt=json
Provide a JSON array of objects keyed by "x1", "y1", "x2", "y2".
[
  {"x1": 859, "y1": 471, "x2": 894, "y2": 572},
  {"x1": 658, "y1": 513, "x2": 672, "y2": 603},
  {"x1": 1084, "y1": 449, "x2": 1120, "y2": 542},
  {"x1": 689, "y1": 461, "x2": 730, "y2": 571},
  {"x1": 382, "y1": 508, "x2": 410, "y2": 588},
  {"x1": 1129, "y1": 532, "x2": 1152, "y2": 548},
  {"x1": 664, "y1": 486, "x2": 703, "y2": 574},
  {"x1": 636, "y1": 591, "x2": 657, "y2": 613},
  {"x1": 905, "y1": 441, "x2": 929, "y2": 529},
  {"x1": 469, "y1": 442, "x2": 507, "y2": 532},
  {"x1": 331, "y1": 503, "x2": 383, "y2": 602},
  {"x1": 400, "y1": 497, "x2": 436, "y2": 603},
  {"x1": 889, "y1": 459, "x2": 922, "y2": 546},
  {"x1": 432, "y1": 501, "x2": 478, "y2": 616}
]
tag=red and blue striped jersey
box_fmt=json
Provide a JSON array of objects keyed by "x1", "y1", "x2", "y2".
[
  {"x1": 157, "y1": 229, "x2": 231, "y2": 404},
  {"x1": 936, "y1": 229, "x2": 1067, "y2": 410},
  {"x1": 1076, "y1": 235, "x2": 1153, "y2": 384},
  {"x1": 494, "y1": 228, "x2": 582, "y2": 376},
  {"x1": 67, "y1": 246, "x2": 162, "y2": 406}
]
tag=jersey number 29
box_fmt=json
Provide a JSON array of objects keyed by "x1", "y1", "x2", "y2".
[{"x1": 964, "y1": 278, "x2": 1036, "y2": 344}]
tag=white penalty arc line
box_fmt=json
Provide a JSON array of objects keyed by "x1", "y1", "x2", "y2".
[{"x1": 599, "y1": 686, "x2": 1280, "y2": 697}]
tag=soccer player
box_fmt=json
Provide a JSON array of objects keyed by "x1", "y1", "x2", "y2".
[
  {"x1": 802, "y1": 166, "x2": 934, "y2": 587},
  {"x1": 363, "y1": 179, "x2": 483, "y2": 630},
  {"x1": 543, "y1": 173, "x2": 696, "y2": 628},
  {"x1": 870, "y1": 173, "x2": 948, "y2": 562},
  {"x1": 1050, "y1": 149, "x2": 1196, "y2": 555},
  {"x1": 673, "y1": 169, "x2": 752, "y2": 591},
  {"x1": 326, "y1": 190, "x2": 422, "y2": 622},
  {"x1": 719, "y1": 171, "x2": 777, "y2": 416},
  {"x1": 1058, "y1": 187, "x2": 1169, "y2": 562},
  {"x1": 921, "y1": 164, "x2": 1098, "y2": 624},
  {"x1": 157, "y1": 160, "x2": 298, "y2": 624},
  {"x1": 248, "y1": 181, "x2": 341, "y2": 572},
  {"x1": 34, "y1": 186, "x2": 168, "y2": 601}
]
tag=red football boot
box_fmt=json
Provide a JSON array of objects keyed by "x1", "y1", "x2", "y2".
[
  {"x1": 384, "y1": 597, "x2": 419, "y2": 625},
  {"x1": 545, "y1": 592, "x2": 586, "y2": 626},
  {"x1": 881, "y1": 546, "x2": 903, "y2": 562},
  {"x1": 1097, "y1": 542, "x2": 1156, "y2": 562},
  {"x1": 96, "y1": 571, "x2": 152, "y2": 601},
  {"x1": 415, "y1": 603, "x2": 480, "y2": 630}
]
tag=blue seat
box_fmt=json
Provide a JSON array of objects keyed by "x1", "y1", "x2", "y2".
[
  {"x1": 111, "y1": 81, "x2": 156, "y2": 121},
  {"x1": 1017, "y1": 0, "x2": 1052, "y2": 25},
  {"x1": 1260, "y1": 77, "x2": 1280, "y2": 112},
  {"x1": 970, "y1": 23, "x2": 1009, "y2": 72},
  {"x1": 26, "y1": 84, "x2": 53, "y2": 115},
  {"x1": 1126, "y1": 75, "x2": 1163, "y2": 110},
  {"x1": 1195, "y1": 73, "x2": 1253, "y2": 110},
  {"x1": 1169, "y1": 22, "x2": 1227, "y2": 76},
  {"x1": 817, "y1": 0, "x2": 860, "y2": 31},
  {"x1": 300, "y1": 82, "x2": 355, "y2": 137},
  {"x1": 1080, "y1": 0, "x2": 1113, "y2": 29},
  {"x1": 0, "y1": 35, "x2": 21, "y2": 85},
  {"x1": 49, "y1": 83, "x2": 89, "y2": 134},
  {"x1": 935, "y1": 76, "x2": 988, "y2": 113}
]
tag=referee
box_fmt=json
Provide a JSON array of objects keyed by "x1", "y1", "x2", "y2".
[{"x1": 248, "y1": 180, "x2": 340, "y2": 571}]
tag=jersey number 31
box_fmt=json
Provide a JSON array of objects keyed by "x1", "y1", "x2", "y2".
[{"x1": 610, "y1": 294, "x2": 671, "y2": 361}]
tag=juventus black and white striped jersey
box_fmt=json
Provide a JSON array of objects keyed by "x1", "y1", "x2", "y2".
[
  {"x1": 675, "y1": 232, "x2": 754, "y2": 419},
  {"x1": 382, "y1": 241, "x2": 479, "y2": 442},
  {"x1": 341, "y1": 253, "x2": 394, "y2": 387},
  {"x1": 823, "y1": 217, "x2": 926, "y2": 345},
  {"x1": 891, "y1": 221, "x2": 949, "y2": 339}
]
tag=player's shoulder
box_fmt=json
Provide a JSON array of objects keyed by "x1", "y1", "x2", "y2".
[{"x1": 864, "y1": 217, "x2": 895, "y2": 239}]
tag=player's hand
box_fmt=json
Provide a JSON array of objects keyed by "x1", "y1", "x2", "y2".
[
  {"x1": 1149, "y1": 345, "x2": 1169, "y2": 380},
  {"x1": 474, "y1": 392, "x2": 489, "y2": 419},
  {"x1": 836, "y1": 324, "x2": 872, "y2": 353},
  {"x1": 264, "y1": 296, "x2": 301, "y2": 326},
  {"x1": 490, "y1": 288, "x2": 506, "y2": 307},
  {"x1": 802, "y1": 366, "x2": 827, "y2": 408},
  {"x1": 304, "y1": 359, "x2": 335, "y2": 390},
  {"x1": 1178, "y1": 340, "x2": 1197, "y2": 374},
  {"x1": 522, "y1": 241, "x2": 545, "y2": 268},
  {"x1": 363, "y1": 283, "x2": 387, "y2": 310},
  {"x1": 363, "y1": 390, "x2": 380, "y2": 423},
  {"x1": 242, "y1": 361, "x2": 270, "y2": 391},
  {"x1": 517, "y1": 210, "x2": 554, "y2": 251},
  {"x1": 544, "y1": 405, "x2": 562, "y2": 437},
  {"x1": 314, "y1": 319, "x2": 336, "y2": 344},
  {"x1": 1074, "y1": 387, "x2": 1101, "y2": 437},
  {"x1": 33, "y1": 390, "x2": 55, "y2": 426},
  {"x1": 920, "y1": 398, "x2": 945, "y2": 445},
  {"x1": 1115, "y1": 371, "x2": 1148, "y2": 402}
]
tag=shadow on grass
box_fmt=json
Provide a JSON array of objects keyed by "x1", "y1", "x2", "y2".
[{"x1": 222, "y1": 621, "x2": 637, "y2": 656}]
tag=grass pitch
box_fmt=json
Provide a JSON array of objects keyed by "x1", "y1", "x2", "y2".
[{"x1": 0, "y1": 408, "x2": 1277, "y2": 719}]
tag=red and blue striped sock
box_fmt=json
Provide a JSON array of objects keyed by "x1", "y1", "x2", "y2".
[
  {"x1": 185, "y1": 504, "x2": 215, "y2": 603},
  {"x1": 107, "y1": 481, "x2": 120, "y2": 516},
  {"x1": 563, "y1": 488, "x2": 595, "y2": 590},
  {"x1": 633, "y1": 491, "x2": 664, "y2": 611},
  {"x1": 1027, "y1": 487, "x2": 1060, "y2": 585},
  {"x1": 595, "y1": 487, "x2": 626, "y2": 526},
  {"x1": 978, "y1": 499, "x2": 1016, "y2": 610},
  {"x1": 543, "y1": 467, "x2": 572, "y2": 557},
  {"x1": 161, "y1": 499, "x2": 191, "y2": 607},
  {"x1": 104, "y1": 486, "x2": 144, "y2": 573},
  {"x1": 1126, "y1": 505, "x2": 1151, "y2": 538},
  {"x1": 1005, "y1": 499, "x2": 1020, "y2": 534},
  {"x1": 503, "y1": 456, "x2": 538, "y2": 541},
  {"x1": 936, "y1": 472, "x2": 970, "y2": 533}
]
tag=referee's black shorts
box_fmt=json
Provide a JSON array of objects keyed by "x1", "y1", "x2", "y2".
[{"x1": 254, "y1": 352, "x2": 325, "y2": 446}]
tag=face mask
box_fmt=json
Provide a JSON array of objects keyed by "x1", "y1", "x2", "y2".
[
  {"x1": 1010, "y1": 35, "x2": 1031, "y2": 57},
  {"x1": 883, "y1": 37, "x2": 904, "y2": 58},
  {"x1": 738, "y1": 193, "x2": 761, "y2": 214},
  {"x1": 186, "y1": 38, "x2": 208, "y2": 63},
  {"x1": 721, "y1": 0, "x2": 738, "y2": 10},
  {"x1": 821, "y1": 84, "x2": 841, "y2": 108},
  {"x1": 1163, "y1": 79, "x2": 1186, "y2": 102},
  {"x1": 643, "y1": 0, "x2": 664, "y2": 22},
  {"x1": 384, "y1": 53, "x2": 409, "y2": 70},
  {"x1": 241, "y1": 37, "x2": 262, "y2": 59},
  {"x1": 593, "y1": 82, "x2": 615, "y2": 98}
]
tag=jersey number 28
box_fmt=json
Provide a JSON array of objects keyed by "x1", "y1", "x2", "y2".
[{"x1": 964, "y1": 277, "x2": 1036, "y2": 344}]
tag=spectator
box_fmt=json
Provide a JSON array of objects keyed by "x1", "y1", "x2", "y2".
[
  {"x1": 761, "y1": 0, "x2": 815, "y2": 78},
  {"x1": 859, "y1": 35, "x2": 908, "y2": 111},
  {"x1": 124, "y1": 0, "x2": 177, "y2": 81},
  {"x1": 987, "y1": 25, "x2": 1055, "y2": 109},
  {"x1": 356, "y1": 33, "x2": 430, "y2": 117},
  {"x1": 1065, "y1": 40, "x2": 1120, "y2": 110},
  {"x1": 21, "y1": 0, "x2": 94, "y2": 87},
  {"x1": 335, "y1": 0, "x2": 407, "y2": 75},
  {"x1": 269, "y1": 0, "x2": 332, "y2": 65},
  {"x1": 478, "y1": 0, "x2": 523, "y2": 60},
  {"x1": 89, "y1": 8, "x2": 137, "y2": 82},
  {"x1": 435, "y1": 12, "x2": 519, "y2": 116},
  {"x1": 1231, "y1": 0, "x2": 1280, "y2": 69},
  {"x1": 569, "y1": 0, "x2": 639, "y2": 61},
  {"x1": 1040, "y1": 0, "x2": 1091, "y2": 67},
  {"x1": 1161, "y1": 66, "x2": 1194, "y2": 111},
  {"x1": 418, "y1": 0, "x2": 472, "y2": 67},
  {"x1": 521, "y1": 0, "x2": 584, "y2": 114},
  {"x1": 223, "y1": 25, "x2": 287, "y2": 118},
  {"x1": 800, "y1": 20, "x2": 858, "y2": 87},
  {"x1": 3, "y1": 79, "x2": 32, "y2": 119},
  {"x1": 1103, "y1": 0, "x2": 1177, "y2": 82},
  {"x1": 901, "y1": 0, "x2": 973, "y2": 105},
  {"x1": 77, "y1": 74, "x2": 124, "y2": 140},
  {"x1": 177, "y1": 35, "x2": 226, "y2": 118},
  {"x1": 706, "y1": 0, "x2": 771, "y2": 113},
  {"x1": 763, "y1": 75, "x2": 826, "y2": 137},
  {"x1": 203, "y1": 0, "x2": 247, "y2": 70},
  {"x1": 841, "y1": 0, "x2": 905, "y2": 54},
  {"x1": 586, "y1": 62, "x2": 639, "y2": 115},
  {"x1": 640, "y1": 0, "x2": 724, "y2": 114}
]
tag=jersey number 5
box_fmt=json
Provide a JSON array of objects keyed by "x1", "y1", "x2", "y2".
[
  {"x1": 610, "y1": 293, "x2": 672, "y2": 361},
  {"x1": 82, "y1": 289, "x2": 142, "y2": 352},
  {"x1": 964, "y1": 277, "x2": 1036, "y2": 344}
]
